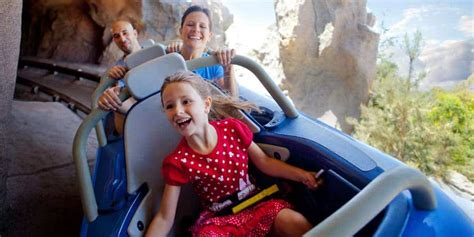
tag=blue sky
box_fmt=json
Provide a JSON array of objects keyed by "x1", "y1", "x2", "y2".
[
  {"x1": 367, "y1": 0, "x2": 473, "y2": 88},
  {"x1": 368, "y1": 0, "x2": 473, "y2": 42}
]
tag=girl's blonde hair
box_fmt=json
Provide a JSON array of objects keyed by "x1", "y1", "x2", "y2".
[{"x1": 160, "y1": 71, "x2": 258, "y2": 120}]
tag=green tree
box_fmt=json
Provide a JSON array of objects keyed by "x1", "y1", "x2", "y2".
[
  {"x1": 427, "y1": 79, "x2": 474, "y2": 179},
  {"x1": 348, "y1": 61, "x2": 440, "y2": 175},
  {"x1": 402, "y1": 30, "x2": 423, "y2": 88},
  {"x1": 348, "y1": 31, "x2": 474, "y2": 181}
]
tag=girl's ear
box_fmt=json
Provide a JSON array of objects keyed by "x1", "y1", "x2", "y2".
[{"x1": 204, "y1": 96, "x2": 212, "y2": 114}]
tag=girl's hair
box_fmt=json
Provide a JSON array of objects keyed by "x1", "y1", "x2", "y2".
[
  {"x1": 181, "y1": 5, "x2": 212, "y2": 30},
  {"x1": 160, "y1": 71, "x2": 258, "y2": 120}
]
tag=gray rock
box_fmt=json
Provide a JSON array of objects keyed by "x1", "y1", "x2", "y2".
[
  {"x1": 275, "y1": 0, "x2": 379, "y2": 132},
  {"x1": 21, "y1": 0, "x2": 104, "y2": 63},
  {"x1": 0, "y1": 0, "x2": 22, "y2": 231}
]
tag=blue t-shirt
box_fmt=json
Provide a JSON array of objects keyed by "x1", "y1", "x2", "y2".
[{"x1": 192, "y1": 52, "x2": 224, "y2": 81}]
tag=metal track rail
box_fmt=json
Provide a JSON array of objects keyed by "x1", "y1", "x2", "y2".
[
  {"x1": 19, "y1": 56, "x2": 104, "y2": 82},
  {"x1": 16, "y1": 56, "x2": 106, "y2": 115}
]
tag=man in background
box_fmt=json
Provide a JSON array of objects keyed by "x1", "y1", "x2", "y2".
[{"x1": 98, "y1": 20, "x2": 142, "y2": 137}]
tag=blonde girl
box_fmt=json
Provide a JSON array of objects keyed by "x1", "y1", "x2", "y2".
[{"x1": 146, "y1": 71, "x2": 319, "y2": 237}]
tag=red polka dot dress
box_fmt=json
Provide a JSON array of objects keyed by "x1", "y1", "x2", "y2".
[{"x1": 162, "y1": 118, "x2": 292, "y2": 236}]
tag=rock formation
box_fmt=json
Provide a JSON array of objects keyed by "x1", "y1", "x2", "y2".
[
  {"x1": 21, "y1": 0, "x2": 104, "y2": 63},
  {"x1": 274, "y1": 0, "x2": 379, "y2": 132},
  {"x1": 249, "y1": 24, "x2": 286, "y2": 85},
  {"x1": 0, "y1": 0, "x2": 22, "y2": 231},
  {"x1": 20, "y1": 0, "x2": 232, "y2": 66}
]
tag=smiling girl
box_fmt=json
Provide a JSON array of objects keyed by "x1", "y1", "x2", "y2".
[{"x1": 145, "y1": 71, "x2": 320, "y2": 237}]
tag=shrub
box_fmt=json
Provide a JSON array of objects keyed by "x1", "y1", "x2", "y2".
[{"x1": 349, "y1": 63, "x2": 474, "y2": 181}]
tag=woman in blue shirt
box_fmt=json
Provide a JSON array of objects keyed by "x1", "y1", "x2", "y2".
[{"x1": 168, "y1": 5, "x2": 238, "y2": 97}]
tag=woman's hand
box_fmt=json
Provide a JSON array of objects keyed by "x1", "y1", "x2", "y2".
[
  {"x1": 213, "y1": 48, "x2": 238, "y2": 97},
  {"x1": 166, "y1": 41, "x2": 182, "y2": 53},
  {"x1": 97, "y1": 86, "x2": 122, "y2": 111},
  {"x1": 214, "y1": 48, "x2": 236, "y2": 68}
]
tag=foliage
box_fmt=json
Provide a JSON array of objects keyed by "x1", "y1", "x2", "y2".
[
  {"x1": 348, "y1": 61, "x2": 474, "y2": 181},
  {"x1": 427, "y1": 80, "x2": 474, "y2": 179},
  {"x1": 402, "y1": 30, "x2": 423, "y2": 85}
]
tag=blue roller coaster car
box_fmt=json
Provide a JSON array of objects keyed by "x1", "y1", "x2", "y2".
[{"x1": 73, "y1": 51, "x2": 473, "y2": 236}]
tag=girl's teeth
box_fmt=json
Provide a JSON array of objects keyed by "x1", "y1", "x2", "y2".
[{"x1": 176, "y1": 118, "x2": 191, "y2": 127}]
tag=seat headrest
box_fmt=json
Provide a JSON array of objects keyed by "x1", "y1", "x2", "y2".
[
  {"x1": 125, "y1": 44, "x2": 166, "y2": 69},
  {"x1": 138, "y1": 38, "x2": 156, "y2": 49},
  {"x1": 125, "y1": 53, "x2": 187, "y2": 100}
]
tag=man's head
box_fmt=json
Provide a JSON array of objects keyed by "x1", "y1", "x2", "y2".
[{"x1": 110, "y1": 20, "x2": 140, "y2": 55}]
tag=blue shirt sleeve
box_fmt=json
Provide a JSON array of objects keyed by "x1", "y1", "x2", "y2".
[{"x1": 214, "y1": 65, "x2": 224, "y2": 79}]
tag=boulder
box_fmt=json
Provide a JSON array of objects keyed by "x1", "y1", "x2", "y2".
[
  {"x1": 21, "y1": 0, "x2": 104, "y2": 63},
  {"x1": 0, "y1": 0, "x2": 22, "y2": 231},
  {"x1": 275, "y1": 0, "x2": 379, "y2": 132}
]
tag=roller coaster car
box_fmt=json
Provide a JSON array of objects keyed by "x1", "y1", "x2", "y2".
[{"x1": 73, "y1": 53, "x2": 473, "y2": 236}]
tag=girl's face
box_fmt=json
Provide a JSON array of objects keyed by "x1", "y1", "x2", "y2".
[
  {"x1": 162, "y1": 82, "x2": 211, "y2": 137},
  {"x1": 180, "y1": 11, "x2": 212, "y2": 50}
]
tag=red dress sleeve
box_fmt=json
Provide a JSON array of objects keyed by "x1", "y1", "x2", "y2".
[
  {"x1": 228, "y1": 118, "x2": 253, "y2": 148},
  {"x1": 161, "y1": 152, "x2": 189, "y2": 186}
]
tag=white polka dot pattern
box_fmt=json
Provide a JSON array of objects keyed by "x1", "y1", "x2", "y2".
[{"x1": 162, "y1": 118, "x2": 254, "y2": 206}]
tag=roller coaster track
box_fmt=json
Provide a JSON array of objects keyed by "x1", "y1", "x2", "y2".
[{"x1": 16, "y1": 56, "x2": 107, "y2": 115}]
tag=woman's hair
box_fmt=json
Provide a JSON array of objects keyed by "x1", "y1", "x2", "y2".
[
  {"x1": 160, "y1": 71, "x2": 258, "y2": 120},
  {"x1": 181, "y1": 5, "x2": 212, "y2": 30}
]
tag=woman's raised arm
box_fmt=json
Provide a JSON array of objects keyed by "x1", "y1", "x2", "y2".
[{"x1": 214, "y1": 48, "x2": 238, "y2": 97}]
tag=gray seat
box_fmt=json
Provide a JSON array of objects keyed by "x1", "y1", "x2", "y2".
[
  {"x1": 93, "y1": 43, "x2": 167, "y2": 145},
  {"x1": 138, "y1": 38, "x2": 156, "y2": 49},
  {"x1": 122, "y1": 53, "x2": 201, "y2": 236},
  {"x1": 125, "y1": 44, "x2": 166, "y2": 69}
]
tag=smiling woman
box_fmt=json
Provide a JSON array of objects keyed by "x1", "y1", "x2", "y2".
[
  {"x1": 174, "y1": 5, "x2": 238, "y2": 97},
  {"x1": 178, "y1": 6, "x2": 214, "y2": 60}
]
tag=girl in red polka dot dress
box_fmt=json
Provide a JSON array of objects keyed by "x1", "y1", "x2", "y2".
[{"x1": 146, "y1": 71, "x2": 320, "y2": 237}]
